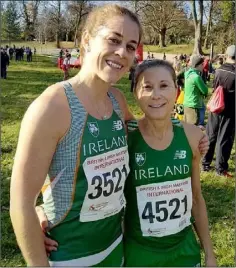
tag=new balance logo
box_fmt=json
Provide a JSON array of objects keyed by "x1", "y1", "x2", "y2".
[
  {"x1": 112, "y1": 120, "x2": 123, "y2": 131},
  {"x1": 174, "y1": 150, "x2": 186, "y2": 159}
]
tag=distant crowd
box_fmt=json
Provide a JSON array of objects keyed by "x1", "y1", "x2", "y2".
[
  {"x1": 1, "y1": 45, "x2": 36, "y2": 79},
  {"x1": 129, "y1": 45, "x2": 235, "y2": 178}
]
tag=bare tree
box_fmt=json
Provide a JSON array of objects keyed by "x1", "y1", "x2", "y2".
[
  {"x1": 35, "y1": 2, "x2": 50, "y2": 44},
  {"x1": 21, "y1": 0, "x2": 41, "y2": 40},
  {"x1": 204, "y1": 0, "x2": 214, "y2": 49},
  {"x1": 63, "y1": 12, "x2": 74, "y2": 42},
  {"x1": 48, "y1": 0, "x2": 62, "y2": 48},
  {"x1": 139, "y1": 1, "x2": 187, "y2": 47},
  {"x1": 191, "y1": 0, "x2": 204, "y2": 55},
  {"x1": 67, "y1": 0, "x2": 92, "y2": 47}
]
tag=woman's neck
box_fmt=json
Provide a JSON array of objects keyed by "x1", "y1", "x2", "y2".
[
  {"x1": 72, "y1": 68, "x2": 111, "y2": 100},
  {"x1": 140, "y1": 116, "x2": 173, "y2": 140}
]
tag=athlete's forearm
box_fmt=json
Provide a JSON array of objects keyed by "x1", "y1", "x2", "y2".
[
  {"x1": 192, "y1": 195, "x2": 215, "y2": 258},
  {"x1": 10, "y1": 205, "x2": 49, "y2": 266}
]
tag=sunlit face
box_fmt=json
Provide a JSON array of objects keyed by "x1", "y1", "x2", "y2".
[
  {"x1": 135, "y1": 67, "x2": 177, "y2": 120},
  {"x1": 84, "y1": 15, "x2": 140, "y2": 84}
]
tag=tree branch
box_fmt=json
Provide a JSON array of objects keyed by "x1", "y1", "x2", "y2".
[{"x1": 191, "y1": 0, "x2": 198, "y2": 27}]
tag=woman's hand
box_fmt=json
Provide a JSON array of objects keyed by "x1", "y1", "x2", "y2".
[
  {"x1": 35, "y1": 206, "x2": 58, "y2": 254},
  {"x1": 205, "y1": 255, "x2": 217, "y2": 267},
  {"x1": 199, "y1": 133, "x2": 209, "y2": 156}
]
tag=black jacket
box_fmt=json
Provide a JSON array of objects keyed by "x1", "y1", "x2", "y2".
[
  {"x1": 1, "y1": 52, "x2": 10, "y2": 68},
  {"x1": 213, "y1": 63, "x2": 235, "y2": 116}
]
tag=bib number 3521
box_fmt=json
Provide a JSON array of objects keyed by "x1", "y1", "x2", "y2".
[
  {"x1": 80, "y1": 147, "x2": 129, "y2": 222},
  {"x1": 136, "y1": 178, "x2": 192, "y2": 237},
  {"x1": 88, "y1": 164, "x2": 128, "y2": 200}
]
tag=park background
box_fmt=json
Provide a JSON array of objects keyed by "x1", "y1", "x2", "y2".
[{"x1": 1, "y1": 0, "x2": 235, "y2": 267}]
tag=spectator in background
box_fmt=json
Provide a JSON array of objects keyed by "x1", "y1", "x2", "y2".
[
  {"x1": 1, "y1": 49, "x2": 10, "y2": 79},
  {"x1": 62, "y1": 53, "x2": 71, "y2": 80},
  {"x1": 208, "y1": 59, "x2": 215, "y2": 77},
  {"x1": 183, "y1": 55, "x2": 208, "y2": 126},
  {"x1": 202, "y1": 57, "x2": 209, "y2": 84},
  {"x1": 163, "y1": 52, "x2": 166, "y2": 60},
  {"x1": 29, "y1": 48, "x2": 33, "y2": 62},
  {"x1": 26, "y1": 47, "x2": 30, "y2": 62},
  {"x1": 173, "y1": 56, "x2": 181, "y2": 73},
  {"x1": 202, "y1": 45, "x2": 235, "y2": 177},
  {"x1": 15, "y1": 48, "x2": 20, "y2": 61},
  {"x1": 179, "y1": 53, "x2": 184, "y2": 61},
  {"x1": 6, "y1": 45, "x2": 10, "y2": 57},
  {"x1": 218, "y1": 57, "x2": 224, "y2": 66},
  {"x1": 146, "y1": 51, "x2": 151, "y2": 60},
  {"x1": 59, "y1": 49, "x2": 63, "y2": 58},
  {"x1": 129, "y1": 56, "x2": 138, "y2": 92},
  {"x1": 34, "y1": 47, "x2": 37, "y2": 55},
  {"x1": 9, "y1": 47, "x2": 14, "y2": 60},
  {"x1": 151, "y1": 53, "x2": 155, "y2": 59},
  {"x1": 20, "y1": 47, "x2": 24, "y2": 61}
]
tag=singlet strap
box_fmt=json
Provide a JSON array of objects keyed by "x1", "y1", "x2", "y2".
[
  {"x1": 62, "y1": 82, "x2": 86, "y2": 125},
  {"x1": 108, "y1": 91, "x2": 124, "y2": 122}
]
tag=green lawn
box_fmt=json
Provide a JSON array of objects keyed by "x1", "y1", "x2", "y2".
[
  {"x1": 143, "y1": 43, "x2": 220, "y2": 55},
  {"x1": 1, "y1": 56, "x2": 235, "y2": 267},
  {"x1": 2, "y1": 41, "x2": 220, "y2": 56},
  {"x1": 1, "y1": 40, "x2": 76, "y2": 49}
]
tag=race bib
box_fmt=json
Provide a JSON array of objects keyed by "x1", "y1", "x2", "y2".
[
  {"x1": 136, "y1": 178, "x2": 192, "y2": 237},
  {"x1": 80, "y1": 147, "x2": 130, "y2": 222}
]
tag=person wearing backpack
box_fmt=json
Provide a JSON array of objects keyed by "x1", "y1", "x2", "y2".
[{"x1": 202, "y1": 45, "x2": 235, "y2": 177}]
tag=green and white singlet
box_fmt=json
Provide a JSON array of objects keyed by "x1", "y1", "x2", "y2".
[
  {"x1": 124, "y1": 122, "x2": 201, "y2": 267},
  {"x1": 42, "y1": 82, "x2": 129, "y2": 266}
]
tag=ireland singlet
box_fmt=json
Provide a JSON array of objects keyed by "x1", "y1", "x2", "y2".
[
  {"x1": 124, "y1": 122, "x2": 201, "y2": 267},
  {"x1": 41, "y1": 82, "x2": 129, "y2": 266}
]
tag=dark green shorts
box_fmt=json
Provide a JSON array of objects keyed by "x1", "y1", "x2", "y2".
[{"x1": 124, "y1": 229, "x2": 201, "y2": 267}]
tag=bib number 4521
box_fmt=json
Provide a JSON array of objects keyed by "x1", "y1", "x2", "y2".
[
  {"x1": 142, "y1": 195, "x2": 187, "y2": 223},
  {"x1": 88, "y1": 164, "x2": 128, "y2": 199}
]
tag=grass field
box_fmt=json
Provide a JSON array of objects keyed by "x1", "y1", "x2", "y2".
[
  {"x1": 143, "y1": 43, "x2": 218, "y2": 55},
  {"x1": 1, "y1": 41, "x2": 75, "y2": 50},
  {"x1": 1, "y1": 56, "x2": 235, "y2": 267},
  {"x1": 2, "y1": 41, "x2": 221, "y2": 56}
]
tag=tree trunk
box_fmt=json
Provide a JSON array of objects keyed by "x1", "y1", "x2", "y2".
[
  {"x1": 193, "y1": 23, "x2": 203, "y2": 55},
  {"x1": 73, "y1": 13, "x2": 79, "y2": 47},
  {"x1": 74, "y1": 27, "x2": 78, "y2": 47},
  {"x1": 204, "y1": 0, "x2": 213, "y2": 49},
  {"x1": 66, "y1": 32, "x2": 69, "y2": 42},
  {"x1": 191, "y1": 0, "x2": 204, "y2": 55},
  {"x1": 159, "y1": 28, "x2": 166, "y2": 48},
  {"x1": 56, "y1": 32, "x2": 60, "y2": 48},
  {"x1": 56, "y1": 0, "x2": 61, "y2": 48}
]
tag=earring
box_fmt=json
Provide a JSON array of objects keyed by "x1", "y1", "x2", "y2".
[{"x1": 86, "y1": 46, "x2": 91, "y2": 53}]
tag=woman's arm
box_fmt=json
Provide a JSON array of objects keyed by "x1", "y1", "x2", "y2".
[
  {"x1": 10, "y1": 89, "x2": 68, "y2": 266},
  {"x1": 191, "y1": 149, "x2": 216, "y2": 267},
  {"x1": 184, "y1": 125, "x2": 216, "y2": 267},
  {"x1": 181, "y1": 121, "x2": 209, "y2": 156}
]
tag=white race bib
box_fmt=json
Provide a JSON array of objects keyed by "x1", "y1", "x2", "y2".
[
  {"x1": 80, "y1": 147, "x2": 129, "y2": 222},
  {"x1": 136, "y1": 178, "x2": 192, "y2": 237}
]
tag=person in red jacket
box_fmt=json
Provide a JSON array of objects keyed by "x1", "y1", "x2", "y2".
[
  {"x1": 202, "y1": 57, "x2": 209, "y2": 84},
  {"x1": 62, "y1": 53, "x2": 71, "y2": 80}
]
